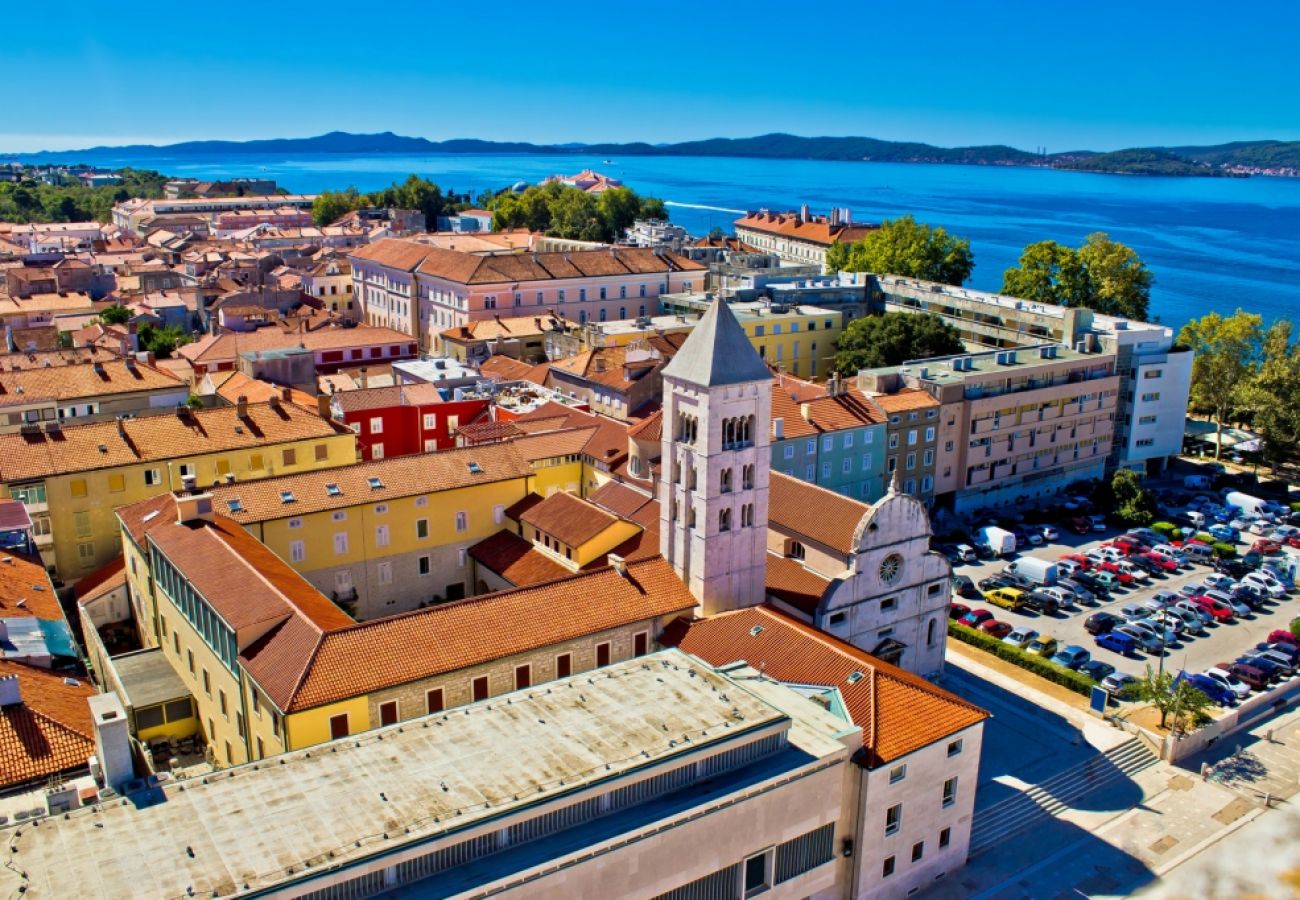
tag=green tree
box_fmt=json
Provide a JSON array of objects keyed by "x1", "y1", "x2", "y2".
[
  {"x1": 138, "y1": 323, "x2": 190, "y2": 359},
  {"x1": 835, "y1": 311, "x2": 965, "y2": 372},
  {"x1": 549, "y1": 189, "x2": 602, "y2": 241},
  {"x1": 637, "y1": 196, "x2": 668, "y2": 221},
  {"x1": 97, "y1": 304, "x2": 131, "y2": 326},
  {"x1": 1177, "y1": 310, "x2": 1264, "y2": 459},
  {"x1": 1078, "y1": 232, "x2": 1154, "y2": 320},
  {"x1": 1109, "y1": 468, "x2": 1157, "y2": 527},
  {"x1": 1134, "y1": 665, "x2": 1212, "y2": 731},
  {"x1": 826, "y1": 215, "x2": 974, "y2": 285},
  {"x1": 1241, "y1": 319, "x2": 1300, "y2": 471},
  {"x1": 595, "y1": 186, "x2": 642, "y2": 238},
  {"x1": 1002, "y1": 233, "x2": 1153, "y2": 319},
  {"x1": 311, "y1": 188, "x2": 363, "y2": 227},
  {"x1": 1001, "y1": 240, "x2": 1094, "y2": 308}
]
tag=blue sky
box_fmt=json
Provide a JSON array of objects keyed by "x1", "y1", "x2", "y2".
[{"x1": 5, "y1": 0, "x2": 1299, "y2": 152}]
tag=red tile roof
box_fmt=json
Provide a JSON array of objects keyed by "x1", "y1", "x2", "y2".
[
  {"x1": 734, "y1": 211, "x2": 877, "y2": 247},
  {"x1": 468, "y1": 530, "x2": 572, "y2": 588},
  {"x1": 764, "y1": 554, "x2": 831, "y2": 615},
  {"x1": 662, "y1": 606, "x2": 987, "y2": 767},
  {"x1": 768, "y1": 472, "x2": 869, "y2": 554},
  {"x1": 0, "y1": 553, "x2": 60, "y2": 620},
  {"x1": 0, "y1": 662, "x2": 95, "y2": 788},
  {"x1": 252, "y1": 556, "x2": 697, "y2": 712},
  {"x1": 587, "y1": 480, "x2": 656, "y2": 520},
  {"x1": 519, "y1": 491, "x2": 621, "y2": 548}
]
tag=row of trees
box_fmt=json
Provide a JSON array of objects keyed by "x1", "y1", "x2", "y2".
[
  {"x1": 825, "y1": 216, "x2": 1154, "y2": 321},
  {"x1": 486, "y1": 182, "x2": 667, "y2": 243},
  {"x1": 0, "y1": 168, "x2": 169, "y2": 224},
  {"x1": 1179, "y1": 310, "x2": 1300, "y2": 468},
  {"x1": 311, "y1": 175, "x2": 472, "y2": 227}
]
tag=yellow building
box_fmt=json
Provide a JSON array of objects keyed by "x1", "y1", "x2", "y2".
[
  {"x1": 578, "y1": 300, "x2": 844, "y2": 379},
  {"x1": 116, "y1": 492, "x2": 695, "y2": 766},
  {"x1": 0, "y1": 395, "x2": 356, "y2": 581}
]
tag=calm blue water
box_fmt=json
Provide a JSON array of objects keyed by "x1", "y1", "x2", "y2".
[{"x1": 75, "y1": 151, "x2": 1300, "y2": 333}]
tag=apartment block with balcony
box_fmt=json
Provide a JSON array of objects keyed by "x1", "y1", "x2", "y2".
[{"x1": 860, "y1": 344, "x2": 1120, "y2": 513}]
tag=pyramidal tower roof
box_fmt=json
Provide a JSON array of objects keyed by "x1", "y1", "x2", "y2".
[{"x1": 661, "y1": 300, "x2": 773, "y2": 387}]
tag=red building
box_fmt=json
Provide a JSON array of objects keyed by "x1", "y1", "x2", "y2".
[{"x1": 329, "y1": 383, "x2": 491, "y2": 460}]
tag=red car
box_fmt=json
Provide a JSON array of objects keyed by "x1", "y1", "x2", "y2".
[
  {"x1": 1191, "y1": 595, "x2": 1234, "y2": 622},
  {"x1": 1285, "y1": 536, "x2": 1300, "y2": 550},
  {"x1": 1110, "y1": 538, "x2": 1143, "y2": 556},
  {"x1": 980, "y1": 620, "x2": 1014, "y2": 639},
  {"x1": 1140, "y1": 552, "x2": 1178, "y2": 572},
  {"x1": 1097, "y1": 561, "x2": 1136, "y2": 584},
  {"x1": 949, "y1": 603, "x2": 971, "y2": 620},
  {"x1": 1252, "y1": 539, "x2": 1281, "y2": 555},
  {"x1": 1068, "y1": 517, "x2": 1092, "y2": 535},
  {"x1": 960, "y1": 609, "x2": 995, "y2": 628},
  {"x1": 1268, "y1": 629, "x2": 1300, "y2": 647},
  {"x1": 1059, "y1": 553, "x2": 1092, "y2": 571}
]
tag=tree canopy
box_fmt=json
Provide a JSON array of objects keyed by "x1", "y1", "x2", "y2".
[
  {"x1": 311, "y1": 175, "x2": 470, "y2": 227},
  {"x1": 137, "y1": 322, "x2": 190, "y2": 359},
  {"x1": 1135, "y1": 665, "x2": 1213, "y2": 731},
  {"x1": 834, "y1": 311, "x2": 965, "y2": 373},
  {"x1": 97, "y1": 304, "x2": 132, "y2": 326},
  {"x1": 0, "y1": 168, "x2": 169, "y2": 224},
  {"x1": 1092, "y1": 468, "x2": 1157, "y2": 527},
  {"x1": 1001, "y1": 232, "x2": 1153, "y2": 320},
  {"x1": 825, "y1": 215, "x2": 974, "y2": 286},
  {"x1": 487, "y1": 183, "x2": 667, "y2": 243},
  {"x1": 1177, "y1": 310, "x2": 1264, "y2": 460}
]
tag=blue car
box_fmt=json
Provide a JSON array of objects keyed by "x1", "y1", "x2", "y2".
[
  {"x1": 1208, "y1": 524, "x2": 1238, "y2": 543},
  {"x1": 1095, "y1": 631, "x2": 1137, "y2": 655},
  {"x1": 1177, "y1": 671, "x2": 1235, "y2": 706}
]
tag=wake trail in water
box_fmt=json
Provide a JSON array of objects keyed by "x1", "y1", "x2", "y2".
[{"x1": 664, "y1": 201, "x2": 746, "y2": 214}]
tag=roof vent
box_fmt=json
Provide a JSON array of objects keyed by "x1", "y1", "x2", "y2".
[
  {"x1": 367, "y1": 477, "x2": 384, "y2": 491},
  {"x1": 846, "y1": 671, "x2": 865, "y2": 684},
  {"x1": 749, "y1": 625, "x2": 765, "y2": 637}
]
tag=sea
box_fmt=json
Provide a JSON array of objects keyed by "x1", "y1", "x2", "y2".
[{"x1": 68, "y1": 151, "x2": 1300, "y2": 335}]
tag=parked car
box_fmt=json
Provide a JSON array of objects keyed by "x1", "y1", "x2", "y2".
[
  {"x1": 1051, "y1": 645, "x2": 1091, "y2": 670},
  {"x1": 1208, "y1": 524, "x2": 1239, "y2": 543},
  {"x1": 1119, "y1": 603, "x2": 1150, "y2": 622},
  {"x1": 1068, "y1": 516, "x2": 1093, "y2": 535},
  {"x1": 1201, "y1": 573, "x2": 1235, "y2": 592},
  {"x1": 1202, "y1": 666, "x2": 1251, "y2": 700},
  {"x1": 1165, "y1": 606, "x2": 1206, "y2": 635},
  {"x1": 1214, "y1": 558, "x2": 1252, "y2": 579},
  {"x1": 954, "y1": 544, "x2": 978, "y2": 564},
  {"x1": 984, "y1": 587, "x2": 1027, "y2": 611},
  {"x1": 1026, "y1": 634, "x2": 1058, "y2": 657},
  {"x1": 1115, "y1": 625, "x2": 1163, "y2": 654},
  {"x1": 1084, "y1": 612, "x2": 1123, "y2": 635},
  {"x1": 1148, "y1": 590, "x2": 1180, "y2": 609},
  {"x1": 980, "y1": 620, "x2": 1015, "y2": 640},
  {"x1": 1242, "y1": 572, "x2": 1287, "y2": 598},
  {"x1": 1092, "y1": 571, "x2": 1123, "y2": 590},
  {"x1": 1097, "y1": 561, "x2": 1136, "y2": 584},
  {"x1": 1179, "y1": 672, "x2": 1236, "y2": 706},
  {"x1": 1127, "y1": 618, "x2": 1178, "y2": 647},
  {"x1": 960, "y1": 609, "x2": 995, "y2": 629},
  {"x1": 1024, "y1": 590, "x2": 1061, "y2": 615},
  {"x1": 1058, "y1": 577, "x2": 1096, "y2": 605},
  {"x1": 1177, "y1": 582, "x2": 1206, "y2": 599},
  {"x1": 1190, "y1": 596, "x2": 1235, "y2": 622},
  {"x1": 1138, "y1": 552, "x2": 1177, "y2": 573},
  {"x1": 1100, "y1": 671, "x2": 1139, "y2": 697},
  {"x1": 1173, "y1": 599, "x2": 1215, "y2": 626},
  {"x1": 1003, "y1": 627, "x2": 1038, "y2": 649},
  {"x1": 949, "y1": 602, "x2": 971, "y2": 620},
  {"x1": 951, "y1": 575, "x2": 979, "y2": 599},
  {"x1": 1080, "y1": 660, "x2": 1116, "y2": 683},
  {"x1": 1268, "y1": 629, "x2": 1300, "y2": 647},
  {"x1": 1037, "y1": 524, "x2": 1060, "y2": 542},
  {"x1": 1234, "y1": 655, "x2": 1284, "y2": 685},
  {"x1": 1095, "y1": 630, "x2": 1139, "y2": 655},
  {"x1": 1252, "y1": 538, "x2": 1281, "y2": 555},
  {"x1": 1070, "y1": 572, "x2": 1111, "y2": 598},
  {"x1": 1253, "y1": 644, "x2": 1299, "y2": 674}
]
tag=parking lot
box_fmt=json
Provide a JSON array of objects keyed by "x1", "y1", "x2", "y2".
[{"x1": 949, "y1": 524, "x2": 1300, "y2": 697}]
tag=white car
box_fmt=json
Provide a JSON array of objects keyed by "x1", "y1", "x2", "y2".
[
  {"x1": 1038, "y1": 525, "x2": 1059, "y2": 541},
  {"x1": 1203, "y1": 667, "x2": 1251, "y2": 700},
  {"x1": 1242, "y1": 572, "x2": 1287, "y2": 598},
  {"x1": 1249, "y1": 521, "x2": 1273, "y2": 536},
  {"x1": 1173, "y1": 600, "x2": 1214, "y2": 625},
  {"x1": 1202, "y1": 573, "x2": 1233, "y2": 592}
]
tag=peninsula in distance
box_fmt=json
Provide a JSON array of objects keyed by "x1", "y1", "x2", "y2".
[{"x1": 12, "y1": 130, "x2": 1300, "y2": 177}]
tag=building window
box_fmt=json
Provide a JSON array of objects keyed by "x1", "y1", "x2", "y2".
[
  {"x1": 202, "y1": 669, "x2": 211, "y2": 696},
  {"x1": 939, "y1": 828, "x2": 951, "y2": 849},
  {"x1": 634, "y1": 631, "x2": 649, "y2": 656},
  {"x1": 186, "y1": 649, "x2": 194, "y2": 674},
  {"x1": 472, "y1": 676, "x2": 489, "y2": 701},
  {"x1": 743, "y1": 850, "x2": 773, "y2": 897},
  {"x1": 881, "y1": 596, "x2": 897, "y2": 611},
  {"x1": 70, "y1": 478, "x2": 88, "y2": 498},
  {"x1": 329, "y1": 714, "x2": 349, "y2": 739},
  {"x1": 885, "y1": 803, "x2": 902, "y2": 836},
  {"x1": 514, "y1": 664, "x2": 531, "y2": 689},
  {"x1": 426, "y1": 688, "x2": 444, "y2": 713},
  {"x1": 948, "y1": 738, "x2": 963, "y2": 757},
  {"x1": 912, "y1": 841, "x2": 925, "y2": 862},
  {"x1": 334, "y1": 532, "x2": 349, "y2": 554},
  {"x1": 883, "y1": 856, "x2": 896, "y2": 877},
  {"x1": 842, "y1": 457, "x2": 852, "y2": 474},
  {"x1": 906, "y1": 452, "x2": 916, "y2": 470},
  {"x1": 418, "y1": 555, "x2": 431, "y2": 576},
  {"x1": 380, "y1": 701, "x2": 398, "y2": 726},
  {"x1": 282, "y1": 448, "x2": 297, "y2": 467},
  {"x1": 943, "y1": 777, "x2": 958, "y2": 808},
  {"x1": 783, "y1": 445, "x2": 794, "y2": 460},
  {"x1": 925, "y1": 426, "x2": 935, "y2": 442},
  {"x1": 143, "y1": 469, "x2": 161, "y2": 486},
  {"x1": 290, "y1": 540, "x2": 305, "y2": 563},
  {"x1": 890, "y1": 764, "x2": 907, "y2": 784},
  {"x1": 375, "y1": 524, "x2": 390, "y2": 547},
  {"x1": 556, "y1": 653, "x2": 573, "y2": 678},
  {"x1": 596, "y1": 642, "x2": 611, "y2": 667},
  {"x1": 377, "y1": 561, "x2": 393, "y2": 585},
  {"x1": 455, "y1": 511, "x2": 468, "y2": 532},
  {"x1": 828, "y1": 611, "x2": 846, "y2": 627},
  {"x1": 888, "y1": 433, "x2": 899, "y2": 449}
]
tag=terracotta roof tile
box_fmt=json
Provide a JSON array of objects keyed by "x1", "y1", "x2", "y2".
[
  {"x1": 768, "y1": 472, "x2": 868, "y2": 554},
  {"x1": 74, "y1": 556, "x2": 127, "y2": 607},
  {"x1": 177, "y1": 323, "x2": 414, "y2": 365},
  {"x1": 587, "y1": 480, "x2": 655, "y2": 520},
  {"x1": 468, "y1": 530, "x2": 571, "y2": 587},
  {"x1": 0, "y1": 661, "x2": 95, "y2": 788},
  {"x1": 209, "y1": 443, "x2": 532, "y2": 522},
  {"x1": 764, "y1": 554, "x2": 831, "y2": 615},
  {"x1": 330, "y1": 383, "x2": 444, "y2": 413},
  {"x1": 439, "y1": 314, "x2": 565, "y2": 343},
  {"x1": 662, "y1": 606, "x2": 987, "y2": 766},
  {"x1": 868, "y1": 387, "x2": 940, "y2": 414},
  {"x1": 0, "y1": 553, "x2": 60, "y2": 620},
  {"x1": 734, "y1": 212, "x2": 877, "y2": 248},
  {"x1": 627, "y1": 409, "x2": 663, "y2": 442},
  {"x1": 0, "y1": 401, "x2": 349, "y2": 482},
  {"x1": 519, "y1": 491, "x2": 620, "y2": 547},
  {"x1": 477, "y1": 355, "x2": 536, "y2": 382},
  {"x1": 347, "y1": 238, "x2": 435, "y2": 271},
  {"x1": 259, "y1": 557, "x2": 696, "y2": 712}
]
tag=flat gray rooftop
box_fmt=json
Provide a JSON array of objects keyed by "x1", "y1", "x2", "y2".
[
  {"x1": 1, "y1": 650, "x2": 789, "y2": 899},
  {"x1": 109, "y1": 648, "x2": 190, "y2": 710}
]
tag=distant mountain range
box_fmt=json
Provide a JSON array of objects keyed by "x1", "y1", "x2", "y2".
[{"x1": 11, "y1": 131, "x2": 1300, "y2": 177}]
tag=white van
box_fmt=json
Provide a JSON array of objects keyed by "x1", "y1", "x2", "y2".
[
  {"x1": 1182, "y1": 544, "x2": 1215, "y2": 564},
  {"x1": 1242, "y1": 571, "x2": 1287, "y2": 598}
]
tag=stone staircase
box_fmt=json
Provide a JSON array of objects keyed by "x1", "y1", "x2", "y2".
[{"x1": 969, "y1": 737, "x2": 1160, "y2": 857}]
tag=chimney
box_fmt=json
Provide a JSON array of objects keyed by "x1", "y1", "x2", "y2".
[
  {"x1": 358, "y1": 366, "x2": 368, "y2": 389},
  {"x1": 0, "y1": 673, "x2": 19, "y2": 707},
  {"x1": 89, "y1": 693, "x2": 134, "y2": 791},
  {"x1": 800, "y1": 403, "x2": 812, "y2": 422},
  {"x1": 799, "y1": 203, "x2": 810, "y2": 223},
  {"x1": 773, "y1": 417, "x2": 785, "y2": 440},
  {"x1": 316, "y1": 394, "x2": 333, "y2": 419},
  {"x1": 236, "y1": 395, "x2": 248, "y2": 419},
  {"x1": 116, "y1": 417, "x2": 127, "y2": 438},
  {"x1": 281, "y1": 385, "x2": 292, "y2": 402},
  {"x1": 268, "y1": 393, "x2": 281, "y2": 412},
  {"x1": 607, "y1": 553, "x2": 627, "y2": 576},
  {"x1": 175, "y1": 491, "x2": 214, "y2": 524}
]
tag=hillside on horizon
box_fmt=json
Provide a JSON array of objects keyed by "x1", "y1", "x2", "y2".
[{"x1": 8, "y1": 131, "x2": 1300, "y2": 176}]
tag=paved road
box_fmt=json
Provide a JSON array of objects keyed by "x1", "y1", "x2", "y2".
[{"x1": 950, "y1": 527, "x2": 1300, "y2": 691}]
